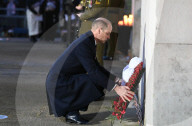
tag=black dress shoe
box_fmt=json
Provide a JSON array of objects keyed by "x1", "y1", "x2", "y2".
[{"x1": 66, "y1": 112, "x2": 89, "y2": 124}]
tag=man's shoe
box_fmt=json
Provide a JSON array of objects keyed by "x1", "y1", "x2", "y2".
[{"x1": 66, "y1": 112, "x2": 89, "y2": 124}]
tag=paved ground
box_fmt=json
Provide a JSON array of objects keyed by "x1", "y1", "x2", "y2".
[{"x1": 0, "y1": 38, "x2": 139, "y2": 126}]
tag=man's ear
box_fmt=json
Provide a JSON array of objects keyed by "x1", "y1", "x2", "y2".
[
  {"x1": 97, "y1": 28, "x2": 101, "y2": 34},
  {"x1": 98, "y1": 28, "x2": 101, "y2": 34}
]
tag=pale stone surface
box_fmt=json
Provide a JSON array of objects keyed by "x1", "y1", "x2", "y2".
[
  {"x1": 132, "y1": 0, "x2": 141, "y2": 57},
  {"x1": 144, "y1": 54, "x2": 154, "y2": 126},
  {"x1": 140, "y1": 0, "x2": 157, "y2": 75},
  {"x1": 156, "y1": 0, "x2": 192, "y2": 44},
  {"x1": 140, "y1": 0, "x2": 192, "y2": 125},
  {"x1": 153, "y1": 44, "x2": 192, "y2": 126}
]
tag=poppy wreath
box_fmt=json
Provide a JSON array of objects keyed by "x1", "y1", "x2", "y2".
[{"x1": 112, "y1": 61, "x2": 145, "y2": 120}]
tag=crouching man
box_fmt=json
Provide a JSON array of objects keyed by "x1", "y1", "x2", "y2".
[{"x1": 46, "y1": 17, "x2": 134, "y2": 124}]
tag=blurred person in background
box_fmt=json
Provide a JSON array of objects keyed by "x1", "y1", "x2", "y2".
[
  {"x1": 6, "y1": 0, "x2": 16, "y2": 16},
  {"x1": 62, "y1": 0, "x2": 82, "y2": 42},
  {"x1": 26, "y1": 0, "x2": 42, "y2": 42},
  {"x1": 39, "y1": 0, "x2": 60, "y2": 41}
]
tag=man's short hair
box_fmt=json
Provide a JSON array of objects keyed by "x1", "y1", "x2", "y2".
[{"x1": 92, "y1": 18, "x2": 111, "y2": 31}]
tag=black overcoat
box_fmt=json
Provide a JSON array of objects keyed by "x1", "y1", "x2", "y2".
[{"x1": 46, "y1": 31, "x2": 117, "y2": 117}]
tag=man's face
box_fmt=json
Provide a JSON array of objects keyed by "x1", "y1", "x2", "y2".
[{"x1": 97, "y1": 25, "x2": 112, "y2": 43}]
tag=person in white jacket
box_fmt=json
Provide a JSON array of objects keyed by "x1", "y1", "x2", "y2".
[{"x1": 26, "y1": 0, "x2": 42, "y2": 42}]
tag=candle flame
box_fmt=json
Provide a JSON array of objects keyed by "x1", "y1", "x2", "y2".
[{"x1": 118, "y1": 14, "x2": 134, "y2": 26}]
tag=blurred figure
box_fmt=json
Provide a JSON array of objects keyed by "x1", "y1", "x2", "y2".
[
  {"x1": 40, "y1": 0, "x2": 60, "y2": 41},
  {"x1": 26, "y1": 0, "x2": 42, "y2": 42},
  {"x1": 62, "y1": 0, "x2": 82, "y2": 15},
  {"x1": 6, "y1": 0, "x2": 16, "y2": 16},
  {"x1": 61, "y1": 0, "x2": 82, "y2": 43}
]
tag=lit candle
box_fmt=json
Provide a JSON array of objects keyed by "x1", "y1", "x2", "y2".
[
  {"x1": 124, "y1": 19, "x2": 129, "y2": 26},
  {"x1": 128, "y1": 18, "x2": 133, "y2": 26},
  {"x1": 118, "y1": 20, "x2": 124, "y2": 26},
  {"x1": 123, "y1": 15, "x2": 128, "y2": 21},
  {"x1": 128, "y1": 14, "x2": 134, "y2": 26},
  {"x1": 123, "y1": 15, "x2": 128, "y2": 26}
]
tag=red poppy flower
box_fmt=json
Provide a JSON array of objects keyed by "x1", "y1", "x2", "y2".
[
  {"x1": 121, "y1": 110, "x2": 126, "y2": 114},
  {"x1": 111, "y1": 62, "x2": 144, "y2": 120},
  {"x1": 114, "y1": 101, "x2": 117, "y2": 105},
  {"x1": 117, "y1": 115, "x2": 120, "y2": 120}
]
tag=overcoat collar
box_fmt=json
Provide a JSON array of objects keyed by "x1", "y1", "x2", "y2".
[
  {"x1": 86, "y1": 31, "x2": 97, "y2": 55},
  {"x1": 87, "y1": 31, "x2": 95, "y2": 43}
]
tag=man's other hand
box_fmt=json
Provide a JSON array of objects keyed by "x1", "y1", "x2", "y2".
[
  {"x1": 76, "y1": 5, "x2": 83, "y2": 10},
  {"x1": 114, "y1": 85, "x2": 134, "y2": 102}
]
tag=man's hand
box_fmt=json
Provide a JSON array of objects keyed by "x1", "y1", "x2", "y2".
[
  {"x1": 114, "y1": 85, "x2": 135, "y2": 102},
  {"x1": 76, "y1": 5, "x2": 83, "y2": 10}
]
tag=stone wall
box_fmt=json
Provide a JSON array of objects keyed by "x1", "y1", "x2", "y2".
[
  {"x1": 131, "y1": 0, "x2": 141, "y2": 57},
  {"x1": 140, "y1": 0, "x2": 192, "y2": 125}
]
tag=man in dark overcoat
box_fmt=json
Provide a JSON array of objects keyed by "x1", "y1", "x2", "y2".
[{"x1": 46, "y1": 17, "x2": 134, "y2": 124}]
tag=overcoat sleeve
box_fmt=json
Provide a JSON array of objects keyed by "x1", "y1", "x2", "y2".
[{"x1": 74, "y1": 42, "x2": 116, "y2": 91}]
